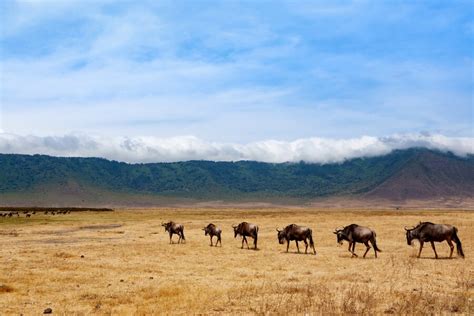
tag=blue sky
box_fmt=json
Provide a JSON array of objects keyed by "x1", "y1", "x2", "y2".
[{"x1": 0, "y1": 1, "x2": 473, "y2": 162}]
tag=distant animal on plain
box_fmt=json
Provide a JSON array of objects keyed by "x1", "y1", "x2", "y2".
[
  {"x1": 161, "y1": 221, "x2": 186, "y2": 244},
  {"x1": 232, "y1": 222, "x2": 259, "y2": 249},
  {"x1": 277, "y1": 224, "x2": 316, "y2": 255},
  {"x1": 203, "y1": 223, "x2": 222, "y2": 247},
  {"x1": 26, "y1": 214, "x2": 31, "y2": 218},
  {"x1": 405, "y1": 222, "x2": 464, "y2": 259},
  {"x1": 334, "y1": 224, "x2": 381, "y2": 258}
]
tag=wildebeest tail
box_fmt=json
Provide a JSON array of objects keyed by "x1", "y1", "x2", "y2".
[
  {"x1": 372, "y1": 234, "x2": 382, "y2": 252},
  {"x1": 308, "y1": 229, "x2": 315, "y2": 247},
  {"x1": 453, "y1": 227, "x2": 464, "y2": 258},
  {"x1": 254, "y1": 226, "x2": 259, "y2": 248},
  {"x1": 181, "y1": 228, "x2": 186, "y2": 241}
]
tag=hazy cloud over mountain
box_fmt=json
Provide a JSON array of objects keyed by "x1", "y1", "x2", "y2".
[{"x1": 0, "y1": 133, "x2": 471, "y2": 164}]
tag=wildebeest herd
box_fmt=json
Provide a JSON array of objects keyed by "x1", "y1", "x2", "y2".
[
  {"x1": 160, "y1": 221, "x2": 465, "y2": 259},
  {"x1": 0, "y1": 210, "x2": 71, "y2": 217}
]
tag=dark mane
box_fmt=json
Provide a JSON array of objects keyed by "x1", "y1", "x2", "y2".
[
  {"x1": 414, "y1": 221, "x2": 435, "y2": 229},
  {"x1": 345, "y1": 224, "x2": 359, "y2": 229}
]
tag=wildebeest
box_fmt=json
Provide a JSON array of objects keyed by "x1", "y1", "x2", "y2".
[
  {"x1": 232, "y1": 222, "x2": 258, "y2": 249},
  {"x1": 203, "y1": 223, "x2": 222, "y2": 247},
  {"x1": 276, "y1": 224, "x2": 316, "y2": 255},
  {"x1": 334, "y1": 224, "x2": 381, "y2": 258},
  {"x1": 405, "y1": 222, "x2": 464, "y2": 259},
  {"x1": 161, "y1": 221, "x2": 186, "y2": 244}
]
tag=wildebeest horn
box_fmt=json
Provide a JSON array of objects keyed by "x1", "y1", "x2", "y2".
[
  {"x1": 404, "y1": 226, "x2": 412, "y2": 231},
  {"x1": 276, "y1": 228, "x2": 281, "y2": 232}
]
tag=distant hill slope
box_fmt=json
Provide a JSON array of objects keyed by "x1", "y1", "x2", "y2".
[
  {"x1": 0, "y1": 148, "x2": 472, "y2": 205},
  {"x1": 364, "y1": 150, "x2": 474, "y2": 200}
]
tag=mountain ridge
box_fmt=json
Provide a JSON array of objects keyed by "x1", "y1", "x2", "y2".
[{"x1": 0, "y1": 148, "x2": 472, "y2": 206}]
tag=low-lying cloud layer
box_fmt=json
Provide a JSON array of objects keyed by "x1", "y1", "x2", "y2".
[{"x1": 0, "y1": 133, "x2": 472, "y2": 164}]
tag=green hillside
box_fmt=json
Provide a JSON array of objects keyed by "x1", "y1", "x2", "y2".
[{"x1": 0, "y1": 148, "x2": 472, "y2": 205}]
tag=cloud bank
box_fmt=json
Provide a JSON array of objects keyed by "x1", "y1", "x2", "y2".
[{"x1": 0, "y1": 133, "x2": 471, "y2": 164}]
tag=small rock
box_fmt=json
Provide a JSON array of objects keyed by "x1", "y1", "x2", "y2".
[
  {"x1": 149, "y1": 277, "x2": 153, "y2": 280},
  {"x1": 44, "y1": 307, "x2": 52, "y2": 314},
  {"x1": 80, "y1": 255, "x2": 84, "y2": 258},
  {"x1": 120, "y1": 279, "x2": 124, "y2": 282}
]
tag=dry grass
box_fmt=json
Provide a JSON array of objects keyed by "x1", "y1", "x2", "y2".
[{"x1": 0, "y1": 207, "x2": 473, "y2": 315}]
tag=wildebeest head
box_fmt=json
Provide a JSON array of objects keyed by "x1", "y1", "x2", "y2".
[
  {"x1": 276, "y1": 228, "x2": 286, "y2": 244},
  {"x1": 162, "y1": 222, "x2": 172, "y2": 232},
  {"x1": 203, "y1": 223, "x2": 215, "y2": 236},
  {"x1": 232, "y1": 224, "x2": 238, "y2": 238},
  {"x1": 405, "y1": 226, "x2": 415, "y2": 245},
  {"x1": 333, "y1": 227, "x2": 345, "y2": 244}
]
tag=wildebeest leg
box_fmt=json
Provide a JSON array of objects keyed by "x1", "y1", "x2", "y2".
[
  {"x1": 210, "y1": 235, "x2": 213, "y2": 246},
  {"x1": 244, "y1": 236, "x2": 249, "y2": 249},
  {"x1": 417, "y1": 241, "x2": 424, "y2": 258},
  {"x1": 430, "y1": 241, "x2": 438, "y2": 259},
  {"x1": 286, "y1": 240, "x2": 290, "y2": 252},
  {"x1": 295, "y1": 241, "x2": 300, "y2": 253},
  {"x1": 351, "y1": 242, "x2": 358, "y2": 257},
  {"x1": 177, "y1": 233, "x2": 182, "y2": 244},
  {"x1": 169, "y1": 232, "x2": 173, "y2": 244},
  {"x1": 447, "y1": 239, "x2": 454, "y2": 258},
  {"x1": 304, "y1": 239, "x2": 308, "y2": 254},
  {"x1": 241, "y1": 236, "x2": 245, "y2": 249},
  {"x1": 363, "y1": 241, "x2": 370, "y2": 258}
]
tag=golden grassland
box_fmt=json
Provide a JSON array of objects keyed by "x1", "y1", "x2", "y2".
[{"x1": 0, "y1": 207, "x2": 473, "y2": 315}]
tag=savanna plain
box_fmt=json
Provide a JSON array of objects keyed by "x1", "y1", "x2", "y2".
[{"x1": 0, "y1": 207, "x2": 473, "y2": 315}]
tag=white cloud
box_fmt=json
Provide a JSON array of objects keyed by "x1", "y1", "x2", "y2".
[
  {"x1": 0, "y1": 133, "x2": 471, "y2": 164},
  {"x1": 1, "y1": 1, "x2": 472, "y2": 143}
]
